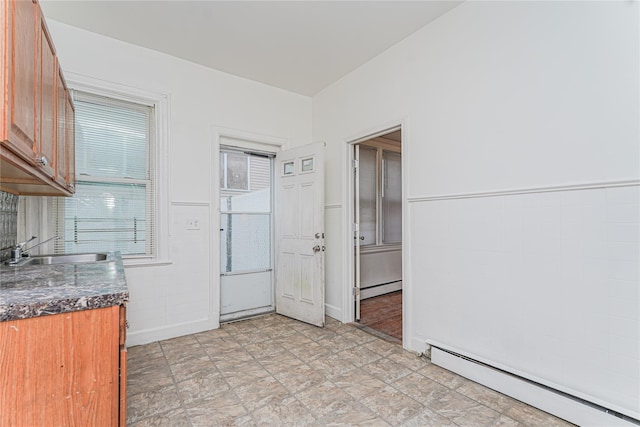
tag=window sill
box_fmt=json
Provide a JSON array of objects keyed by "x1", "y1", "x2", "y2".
[{"x1": 123, "y1": 258, "x2": 173, "y2": 268}]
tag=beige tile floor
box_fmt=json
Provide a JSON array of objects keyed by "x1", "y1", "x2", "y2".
[{"x1": 126, "y1": 314, "x2": 574, "y2": 427}]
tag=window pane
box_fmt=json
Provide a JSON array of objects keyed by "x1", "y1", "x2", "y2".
[
  {"x1": 75, "y1": 97, "x2": 149, "y2": 180},
  {"x1": 57, "y1": 181, "x2": 148, "y2": 255},
  {"x1": 301, "y1": 157, "x2": 313, "y2": 172},
  {"x1": 283, "y1": 161, "x2": 294, "y2": 175},
  {"x1": 358, "y1": 146, "x2": 377, "y2": 245},
  {"x1": 225, "y1": 152, "x2": 249, "y2": 190},
  {"x1": 220, "y1": 213, "x2": 271, "y2": 273},
  {"x1": 221, "y1": 153, "x2": 270, "y2": 212},
  {"x1": 382, "y1": 150, "x2": 402, "y2": 243}
]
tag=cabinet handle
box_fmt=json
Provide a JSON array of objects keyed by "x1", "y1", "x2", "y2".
[{"x1": 36, "y1": 155, "x2": 48, "y2": 167}]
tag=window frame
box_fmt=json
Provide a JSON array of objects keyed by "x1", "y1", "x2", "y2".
[
  {"x1": 358, "y1": 140, "x2": 402, "y2": 247},
  {"x1": 57, "y1": 73, "x2": 170, "y2": 266}
]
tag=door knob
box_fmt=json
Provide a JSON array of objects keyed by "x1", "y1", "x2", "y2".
[{"x1": 312, "y1": 245, "x2": 321, "y2": 253}]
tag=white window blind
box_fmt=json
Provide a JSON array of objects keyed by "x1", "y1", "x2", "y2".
[
  {"x1": 54, "y1": 91, "x2": 156, "y2": 257},
  {"x1": 358, "y1": 144, "x2": 402, "y2": 246},
  {"x1": 382, "y1": 150, "x2": 402, "y2": 244},
  {"x1": 358, "y1": 145, "x2": 377, "y2": 246}
]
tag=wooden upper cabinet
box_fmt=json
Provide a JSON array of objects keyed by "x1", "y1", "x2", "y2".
[
  {"x1": 37, "y1": 9, "x2": 56, "y2": 178},
  {"x1": 1, "y1": 0, "x2": 38, "y2": 163},
  {"x1": 56, "y1": 65, "x2": 68, "y2": 187},
  {"x1": 56, "y1": 66, "x2": 66, "y2": 185},
  {"x1": 54, "y1": 64, "x2": 75, "y2": 192},
  {"x1": 0, "y1": 0, "x2": 75, "y2": 196},
  {"x1": 65, "y1": 87, "x2": 76, "y2": 192}
]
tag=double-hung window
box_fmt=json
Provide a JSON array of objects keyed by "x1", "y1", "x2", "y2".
[
  {"x1": 358, "y1": 143, "x2": 402, "y2": 246},
  {"x1": 54, "y1": 91, "x2": 156, "y2": 258}
]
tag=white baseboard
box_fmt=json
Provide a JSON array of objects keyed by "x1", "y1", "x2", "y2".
[
  {"x1": 129, "y1": 305, "x2": 345, "y2": 346},
  {"x1": 325, "y1": 303, "x2": 342, "y2": 321},
  {"x1": 409, "y1": 337, "x2": 429, "y2": 355},
  {"x1": 431, "y1": 347, "x2": 638, "y2": 427},
  {"x1": 127, "y1": 318, "x2": 218, "y2": 347}
]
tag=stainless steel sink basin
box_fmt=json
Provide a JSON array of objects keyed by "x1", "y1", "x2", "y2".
[{"x1": 14, "y1": 253, "x2": 110, "y2": 266}]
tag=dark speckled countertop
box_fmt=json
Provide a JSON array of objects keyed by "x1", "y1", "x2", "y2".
[{"x1": 0, "y1": 252, "x2": 129, "y2": 322}]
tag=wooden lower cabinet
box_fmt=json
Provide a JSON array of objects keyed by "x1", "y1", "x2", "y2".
[{"x1": 0, "y1": 305, "x2": 127, "y2": 426}]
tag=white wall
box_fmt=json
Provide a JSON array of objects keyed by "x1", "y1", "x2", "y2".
[
  {"x1": 313, "y1": 0, "x2": 639, "y2": 422},
  {"x1": 45, "y1": 20, "x2": 312, "y2": 346}
]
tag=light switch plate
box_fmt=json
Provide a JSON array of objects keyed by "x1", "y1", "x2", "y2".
[{"x1": 186, "y1": 218, "x2": 200, "y2": 230}]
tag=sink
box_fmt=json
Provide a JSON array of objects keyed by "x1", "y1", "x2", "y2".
[{"x1": 11, "y1": 253, "x2": 110, "y2": 266}]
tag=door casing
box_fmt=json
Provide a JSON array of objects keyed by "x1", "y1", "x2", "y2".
[
  {"x1": 212, "y1": 127, "x2": 285, "y2": 326},
  {"x1": 343, "y1": 120, "x2": 409, "y2": 347},
  {"x1": 219, "y1": 146, "x2": 275, "y2": 322}
]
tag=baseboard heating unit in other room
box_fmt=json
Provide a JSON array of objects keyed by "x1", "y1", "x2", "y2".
[
  {"x1": 430, "y1": 346, "x2": 639, "y2": 427},
  {"x1": 360, "y1": 280, "x2": 402, "y2": 299}
]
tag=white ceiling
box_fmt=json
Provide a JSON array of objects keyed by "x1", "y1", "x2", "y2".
[{"x1": 40, "y1": 1, "x2": 461, "y2": 96}]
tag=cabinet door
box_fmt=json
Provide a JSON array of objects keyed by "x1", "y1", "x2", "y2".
[
  {"x1": 55, "y1": 65, "x2": 67, "y2": 187},
  {"x1": 3, "y1": 0, "x2": 38, "y2": 163},
  {"x1": 0, "y1": 306, "x2": 120, "y2": 426},
  {"x1": 119, "y1": 347, "x2": 127, "y2": 426},
  {"x1": 37, "y1": 11, "x2": 56, "y2": 178},
  {"x1": 119, "y1": 305, "x2": 127, "y2": 426},
  {"x1": 65, "y1": 91, "x2": 76, "y2": 192}
]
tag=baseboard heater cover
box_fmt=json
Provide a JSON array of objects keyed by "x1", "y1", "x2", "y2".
[
  {"x1": 360, "y1": 280, "x2": 402, "y2": 300},
  {"x1": 430, "y1": 346, "x2": 639, "y2": 427}
]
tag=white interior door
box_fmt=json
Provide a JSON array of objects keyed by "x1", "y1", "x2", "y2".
[{"x1": 275, "y1": 142, "x2": 325, "y2": 327}]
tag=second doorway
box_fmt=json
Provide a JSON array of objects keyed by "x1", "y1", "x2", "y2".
[{"x1": 353, "y1": 129, "x2": 403, "y2": 340}]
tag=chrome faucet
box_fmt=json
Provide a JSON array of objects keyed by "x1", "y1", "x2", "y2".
[
  {"x1": 8, "y1": 235, "x2": 58, "y2": 264},
  {"x1": 10, "y1": 236, "x2": 37, "y2": 262}
]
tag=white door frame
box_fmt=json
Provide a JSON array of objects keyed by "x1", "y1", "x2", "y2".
[
  {"x1": 211, "y1": 126, "x2": 287, "y2": 325},
  {"x1": 342, "y1": 119, "x2": 411, "y2": 348}
]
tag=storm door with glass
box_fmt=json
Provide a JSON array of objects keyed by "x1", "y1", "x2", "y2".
[{"x1": 219, "y1": 147, "x2": 274, "y2": 322}]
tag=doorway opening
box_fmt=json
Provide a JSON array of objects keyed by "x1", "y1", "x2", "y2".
[
  {"x1": 219, "y1": 144, "x2": 275, "y2": 322},
  {"x1": 353, "y1": 129, "x2": 402, "y2": 341},
  {"x1": 216, "y1": 135, "x2": 326, "y2": 327}
]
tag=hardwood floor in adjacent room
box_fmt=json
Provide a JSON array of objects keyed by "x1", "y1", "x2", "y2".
[{"x1": 359, "y1": 290, "x2": 402, "y2": 341}]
